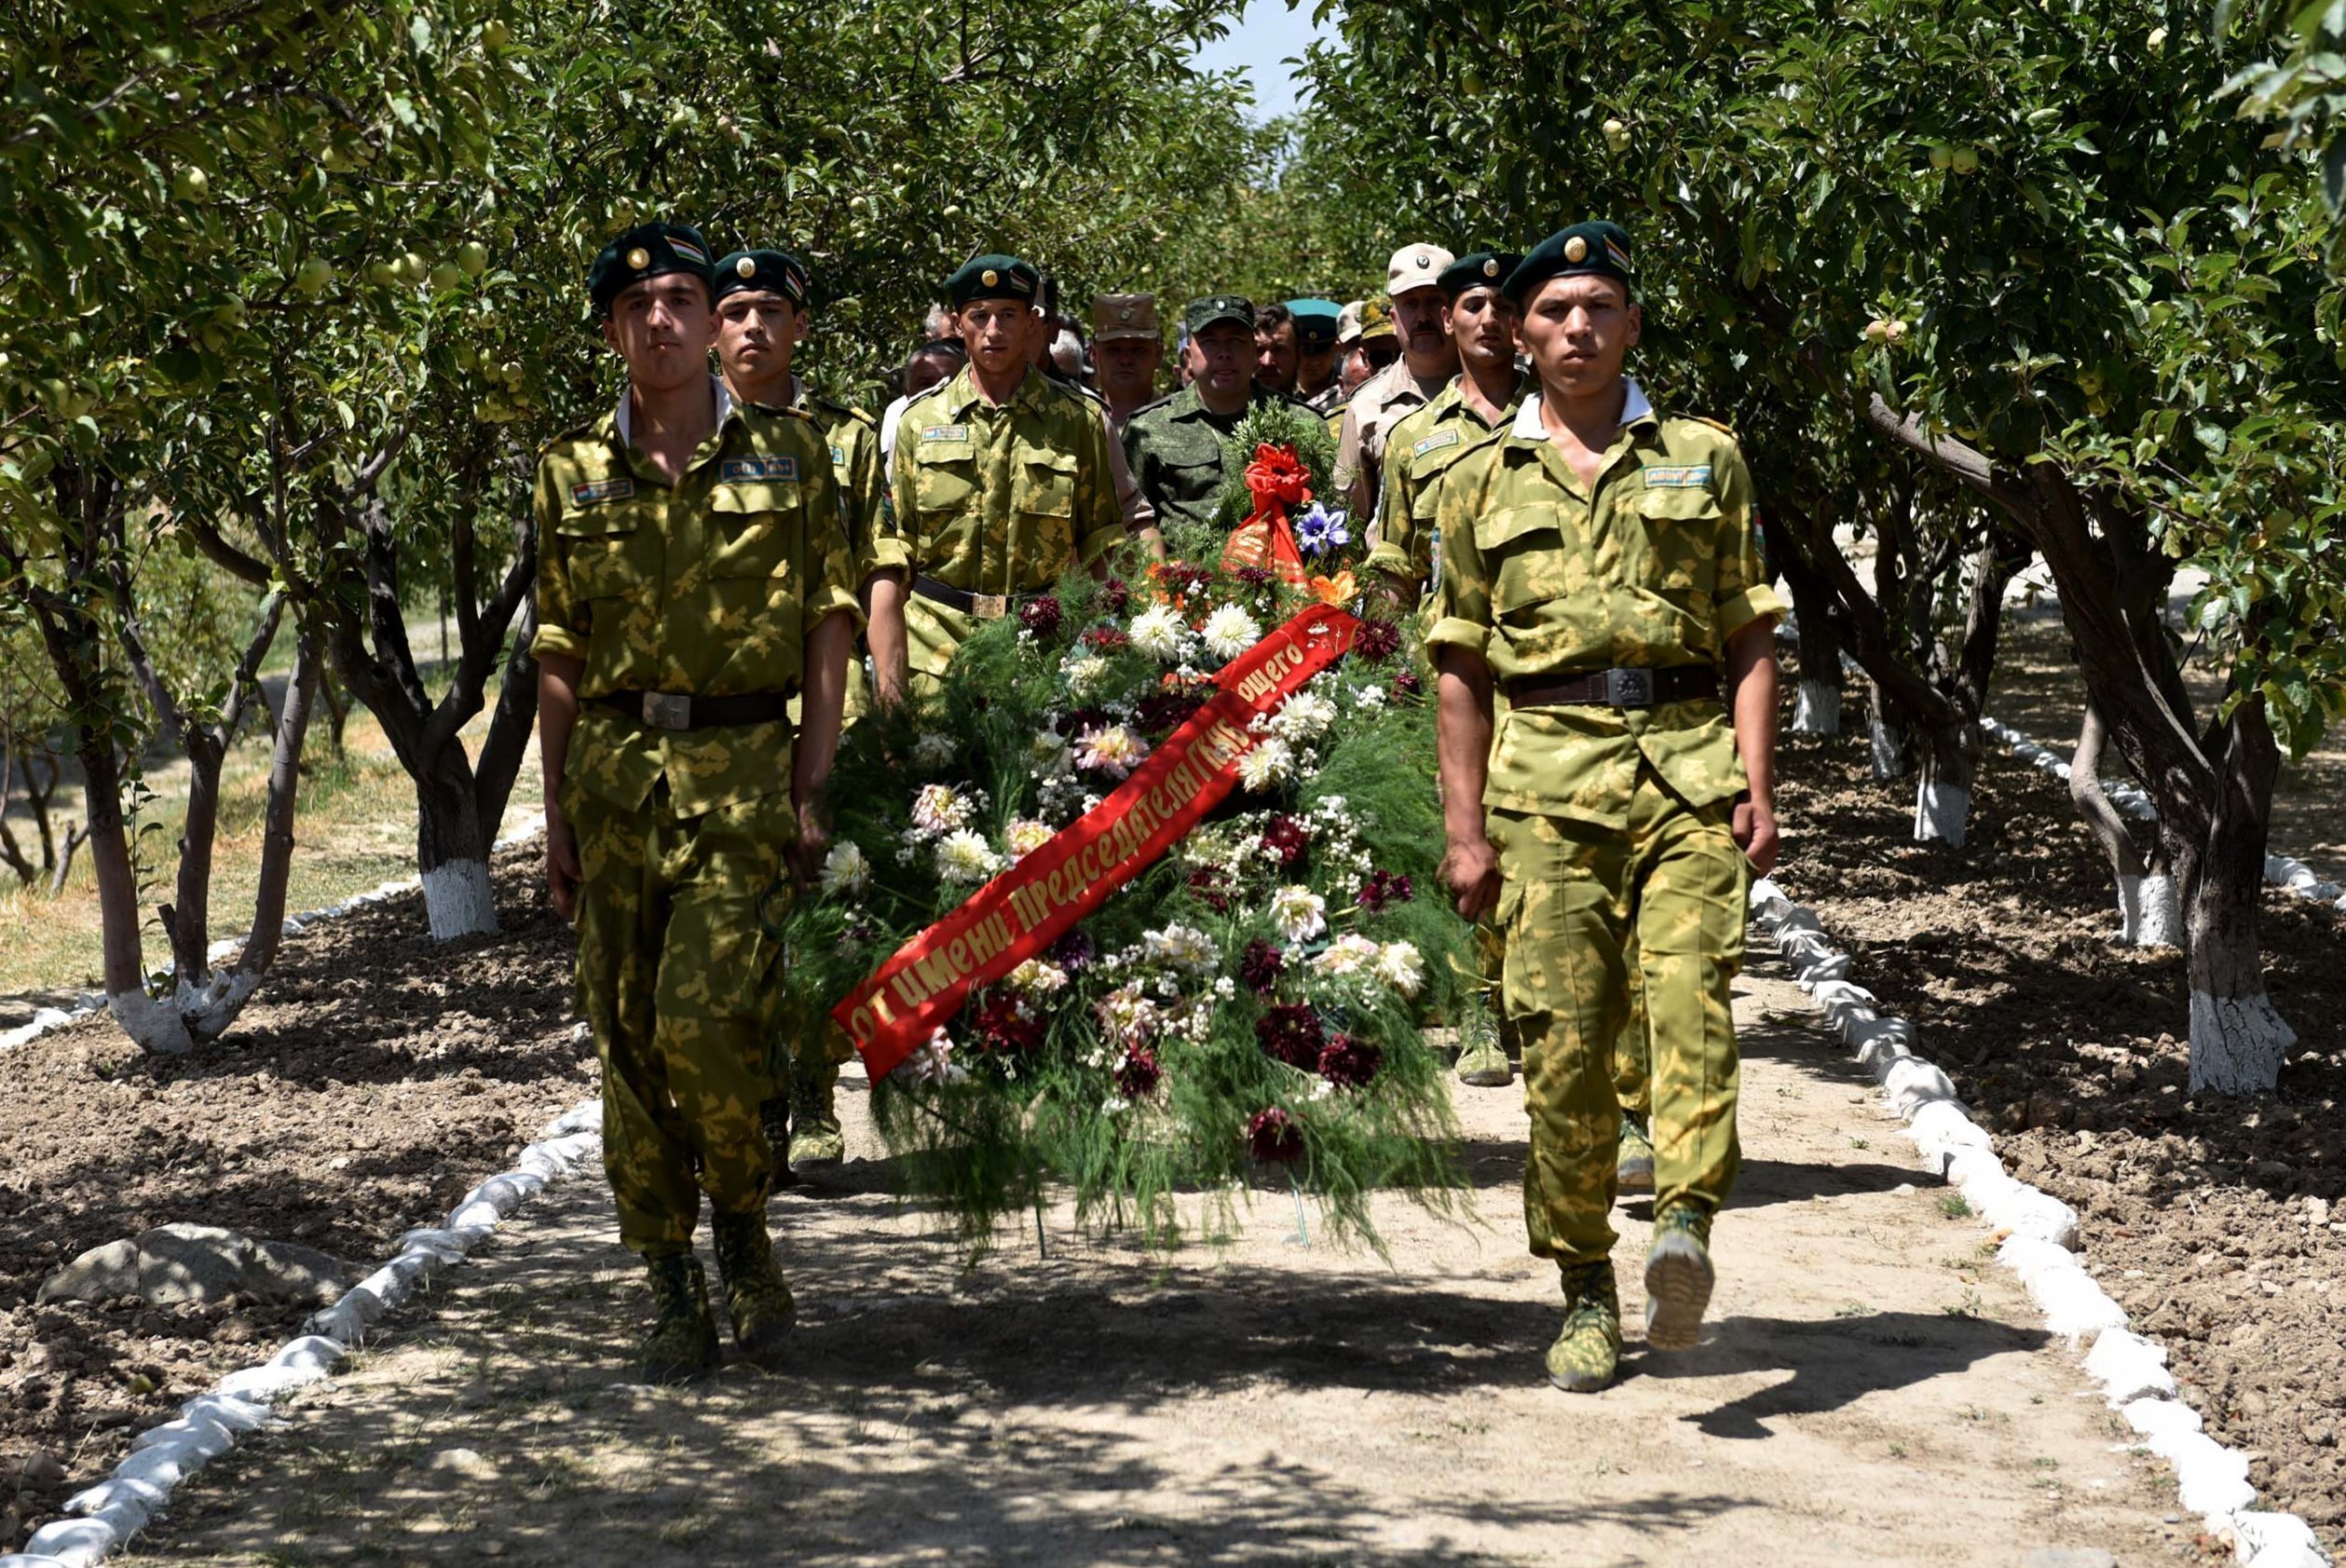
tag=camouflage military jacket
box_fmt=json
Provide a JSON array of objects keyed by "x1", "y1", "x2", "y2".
[
  {"x1": 1367, "y1": 375, "x2": 1520, "y2": 589},
  {"x1": 1424, "y1": 382, "x2": 1786, "y2": 827},
  {"x1": 1121, "y1": 384, "x2": 1297, "y2": 532},
  {"x1": 532, "y1": 383, "x2": 863, "y2": 817},
  {"x1": 794, "y1": 382, "x2": 889, "y2": 584}
]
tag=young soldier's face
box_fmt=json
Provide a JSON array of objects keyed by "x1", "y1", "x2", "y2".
[
  {"x1": 1095, "y1": 335, "x2": 1159, "y2": 402},
  {"x1": 714, "y1": 292, "x2": 805, "y2": 385},
  {"x1": 602, "y1": 274, "x2": 716, "y2": 392},
  {"x1": 959, "y1": 299, "x2": 1030, "y2": 377},
  {"x1": 1520, "y1": 275, "x2": 1641, "y2": 399},
  {"x1": 1443, "y1": 285, "x2": 1520, "y2": 373}
]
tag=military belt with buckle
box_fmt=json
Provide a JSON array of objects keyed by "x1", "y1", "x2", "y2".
[
  {"x1": 1504, "y1": 666, "x2": 1721, "y2": 711},
  {"x1": 590, "y1": 689, "x2": 797, "y2": 731},
  {"x1": 911, "y1": 573, "x2": 1026, "y2": 620}
]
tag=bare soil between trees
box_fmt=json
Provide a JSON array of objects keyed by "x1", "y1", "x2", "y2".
[{"x1": 1770, "y1": 713, "x2": 2346, "y2": 1548}]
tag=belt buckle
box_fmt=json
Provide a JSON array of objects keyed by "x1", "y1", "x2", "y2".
[
  {"x1": 1607, "y1": 668, "x2": 1655, "y2": 708},
  {"x1": 641, "y1": 692, "x2": 692, "y2": 730},
  {"x1": 971, "y1": 593, "x2": 1009, "y2": 619}
]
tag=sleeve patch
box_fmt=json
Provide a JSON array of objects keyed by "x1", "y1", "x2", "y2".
[
  {"x1": 1642, "y1": 465, "x2": 1712, "y2": 489},
  {"x1": 569, "y1": 476, "x2": 635, "y2": 506},
  {"x1": 720, "y1": 456, "x2": 798, "y2": 483}
]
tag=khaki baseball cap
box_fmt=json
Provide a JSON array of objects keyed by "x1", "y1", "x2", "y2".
[
  {"x1": 1386, "y1": 242, "x2": 1455, "y2": 298},
  {"x1": 1335, "y1": 299, "x2": 1365, "y2": 346},
  {"x1": 1092, "y1": 292, "x2": 1159, "y2": 343}
]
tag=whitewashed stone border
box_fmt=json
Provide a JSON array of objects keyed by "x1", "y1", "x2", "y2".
[
  {"x1": 1981, "y1": 716, "x2": 2346, "y2": 915},
  {"x1": 1750, "y1": 876, "x2": 2329, "y2": 1567},
  {"x1": 0, "y1": 813, "x2": 547, "y2": 1057},
  {"x1": 0, "y1": 1093, "x2": 603, "y2": 1568}
]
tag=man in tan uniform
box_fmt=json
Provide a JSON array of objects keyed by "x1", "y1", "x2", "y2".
[
  {"x1": 1335, "y1": 242, "x2": 1461, "y2": 519},
  {"x1": 1091, "y1": 292, "x2": 1163, "y2": 429}
]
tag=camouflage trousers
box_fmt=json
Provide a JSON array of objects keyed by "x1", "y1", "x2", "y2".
[
  {"x1": 570, "y1": 782, "x2": 795, "y2": 1258},
  {"x1": 1490, "y1": 769, "x2": 1747, "y2": 1268},
  {"x1": 1470, "y1": 920, "x2": 1647, "y2": 1113}
]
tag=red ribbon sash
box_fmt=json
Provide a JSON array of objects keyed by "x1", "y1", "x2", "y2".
[
  {"x1": 1219, "y1": 443, "x2": 1314, "y2": 586},
  {"x1": 836, "y1": 604, "x2": 1364, "y2": 1081}
]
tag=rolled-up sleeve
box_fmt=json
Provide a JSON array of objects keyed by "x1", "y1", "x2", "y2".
[{"x1": 529, "y1": 460, "x2": 588, "y2": 662}]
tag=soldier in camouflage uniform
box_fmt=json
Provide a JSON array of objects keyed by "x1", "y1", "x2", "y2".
[
  {"x1": 1336, "y1": 243, "x2": 1461, "y2": 521},
  {"x1": 870, "y1": 254, "x2": 1125, "y2": 699},
  {"x1": 534, "y1": 224, "x2": 863, "y2": 1383},
  {"x1": 1425, "y1": 222, "x2": 1785, "y2": 1394},
  {"x1": 1121, "y1": 295, "x2": 1305, "y2": 534},
  {"x1": 710, "y1": 248, "x2": 884, "y2": 1178}
]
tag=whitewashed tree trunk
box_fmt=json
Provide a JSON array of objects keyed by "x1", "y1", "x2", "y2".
[
  {"x1": 2117, "y1": 871, "x2": 2182, "y2": 948},
  {"x1": 1912, "y1": 723, "x2": 1978, "y2": 846},
  {"x1": 1793, "y1": 678, "x2": 1842, "y2": 736},
  {"x1": 422, "y1": 858, "x2": 498, "y2": 940},
  {"x1": 2189, "y1": 989, "x2": 2298, "y2": 1097}
]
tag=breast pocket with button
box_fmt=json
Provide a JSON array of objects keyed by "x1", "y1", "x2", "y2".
[
  {"x1": 1473, "y1": 503, "x2": 1591, "y2": 619},
  {"x1": 1633, "y1": 485, "x2": 1722, "y2": 594}
]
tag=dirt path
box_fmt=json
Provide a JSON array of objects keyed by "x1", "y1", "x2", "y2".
[{"x1": 119, "y1": 961, "x2": 2191, "y2": 1568}]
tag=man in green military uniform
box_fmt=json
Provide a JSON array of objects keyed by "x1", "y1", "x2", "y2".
[
  {"x1": 871, "y1": 254, "x2": 1125, "y2": 699},
  {"x1": 1122, "y1": 295, "x2": 1302, "y2": 534},
  {"x1": 1289, "y1": 297, "x2": 1343, "y2": 410},
  {"x1": 1426, "y1": 222, "x2": 1784, "y2": 1394},
  {"x1": 709, "y1": 247, "x2": 882, "y2": 1177},
  {"x1": 535, "y1": 223, "x2": 863, "y2": 1382}
]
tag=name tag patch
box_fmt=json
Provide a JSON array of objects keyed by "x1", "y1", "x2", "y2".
[
  {"x1": 1642, "y1": 465, "x2": 1712, "y2": 489},
  {"x1": 1412, "y1": 429, "x2": 1461, "y2": 457},
  {"x1": 569, "y1": 476, "x2": 635, "y2": 507},
  {"x1": 720, "y1": 456, "x2": 798, "y2": 483},
  {"x1": 921, "y1": 424, "x2": 971, "y2": 445},
  {"x1": 828, "y1": 443, "x2": 847, "y2": 465}
]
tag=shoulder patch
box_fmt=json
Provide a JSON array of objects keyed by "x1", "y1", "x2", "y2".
[
  {"x1": 568, "y1": 475, "x2": 635, "y2": 507},
  {"x1": 1412, "y1": 428, "x2": 1463, "y2": 458},
  {"x1": 1642, "y1": 464, "x2": 1713, "y2": 489},
  {"x1": 720, "y1": 455, "x2": 798, "y2": 483}
]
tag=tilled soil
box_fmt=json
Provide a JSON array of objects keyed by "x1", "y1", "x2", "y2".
[
  {"x1": 1771, "y1": 707, "x2": 2346, "y2": 1547},
  {"x1": 0, "y1": 843, "x2": 588, "y2": 1553}
]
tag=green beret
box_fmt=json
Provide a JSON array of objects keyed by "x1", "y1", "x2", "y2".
[
  {"x1": 944, "y1": 253, "x2": 1040, "y2": 308},
  {"x1": 588, "y1": 223, "x2": 715, "y2": 315},
  {"x1": 1505, "y1": 222, "x2": 1633, "y2": 306},
  {"x1": 1438, "y1": 251, "x2": 1524, "y2": 301},
  {"x1": 713, "y1": 249, "x2": 811, "y2": 309},
  {"x1": 1183, "y1": 294, "x2": 1255, "y2": 334},
  {"x1": 1286, "y1": 297, "x2": 1342, "y2": 349}
]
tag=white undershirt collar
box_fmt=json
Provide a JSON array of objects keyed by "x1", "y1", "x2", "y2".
[{"x1": 1511, "y1": 377, "x2": 1652, "y2": 442}]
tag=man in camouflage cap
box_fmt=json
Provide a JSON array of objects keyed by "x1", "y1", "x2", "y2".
[
  {"x1": 1336, "y1": 242, "x2": 1461, "y2": 521},
  {"x1": 1121, "y1": 294, "x2": 1303, "y2": 533},
  {"x1": 871, "y1": 254, "x2": 1125, "y2": 697},
  {"x1": 1425, "y1": 220, "x2": 1785, "y2": 1394},
  {"x1": 1090, "y1": 292, "x2": 1164, "y2": 429},
  {"x1": 534, "y1": 222, "x2": 864, "y2": 1382}
]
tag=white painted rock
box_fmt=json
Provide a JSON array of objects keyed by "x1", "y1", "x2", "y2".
[{"x1": 2083, "y1": 1328, "x2": 2178, "y2": 1405}]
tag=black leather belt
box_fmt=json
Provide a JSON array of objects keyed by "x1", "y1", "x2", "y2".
[
  {"x1": 590, "y1": 690, "x2": 795, "y2": 731},
  {"x1": 911, "y1": 573, "x2": 1026, "y2": 620},
  {"x1": 1506, "y1": 667, "x2": 1721, "y2": 710}
]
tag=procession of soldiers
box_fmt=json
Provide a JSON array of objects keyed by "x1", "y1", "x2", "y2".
[{"x1": 534, "y1": 222, "x2": 1782, "y2": 1395}]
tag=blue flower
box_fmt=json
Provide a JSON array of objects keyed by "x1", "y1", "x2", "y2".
[{"x1": 1295, "y1": 502, "x2": 1351, "y2": 556}]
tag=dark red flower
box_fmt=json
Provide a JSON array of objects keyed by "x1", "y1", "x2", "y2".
[
  {"x1": 1240, "y1": 939, "x2": 1285, "y2": 994},
  {"x1": 1050, "y1": 928, "x2": 1098, "y2": 972},
  {"x1": 1234, "y1": 565, "x2": 1277, "y2": 591},
  {"x1": 1353, "y1": 619, "x2": 1402, "y2": 663},
  {"x1": 1259, "y1": 813, "x2": 1309, "y2": 870},
  {"x1": 1055, "y1": 705, "x2": 1111, "y2": 738},
  {"x1": 1114, "y1": 1045, "x2": 1163, "y2": 1098},
  {"x1": 1316, "y1": 1032, "x2": 1383, "y2": 1089},
  {"x1": 1187, "y1": 866, "x2": 1233, "y2": 912},
  {"x1": 1357, "y1": 869, "x2": 1414, "y2": 913},
  {"x1": 969, "y1": 995, "x2": 1044, "y2": 1057},
  {"x1": 1082, "y1": 625, "x2": 1131, "y2": 652},
  {"x1": 1254, "y1": 1002, "x2": 1324, "y2": 1068},
  {"x1": 1247, "y1": 1106, "x2": 1304, "y2": 1164},
  {"x1": 1019, "y1": 595, "x2": 1064, "y2": 640},
  {"x1": 1102, "y1": 578, "x2": 1131, "y2": 615},
  {"x1": 1390, "y1": 669, "x2": 1423, "y2": 700},
  {"x1": 1151, "y1": 562, "x2": 1212, "y2": 599},
  {"x1": 1135, "y1": 689, "x2": 1209, "y2": 734}
]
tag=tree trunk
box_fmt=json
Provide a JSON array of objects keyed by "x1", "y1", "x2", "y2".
[
  {"x1": 75, "y1": 735, "x2": 193, "y2": 1055},
  {"x1": 2070, "y1": 701, "x2": 2177, "y2": 947},
  {"x1": 471, "y1": 605, "x2": 540, "y2": 843},
  {"x1": 0, "y1": 745, "x2": 34, "y2": 884},
  {"x1": 1792, "y1": 609, "x2": 1843, "y2": 736},
  {"x1": 160, "y1": 729, "x2": 226, "y2": 982},
  {"x1": 1912, "y1": 718, "x2": 1979, "y2": 846},
  {"x1": 416, "y1": 744, "x2": 498, "y2": 940},
  {"x1": 2174, "y1": 702, "x2": 2294, "y2": 1095},
  {"x1": 1866, "y1": 680, "x2": 1913, "y2": 781},
  {"x1": 318, "y1": 668, "x2": 349, "y2": 757}
]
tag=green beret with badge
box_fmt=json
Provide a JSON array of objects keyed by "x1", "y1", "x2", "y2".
[
  {"x1": 1286, "y1": 297, "x2": 1342, "y2": 349},
  {"x1": 714, "y1": 249, "x2": 811, "y2": 309},
  {"x1": 1182, "y1": 294, "x2": 1256, "y2": 334},
  {"x1": 588, "y1": 222, "x2": 716, "y2": 315},
  {"x1": 1504, "y1": 221, "x2": 1634, "y2": 305},
  {"x1": 944, "y1": 253, "x2": 1040, "y2": 308},
  {"x1": 1438, "y1": 250, "x2": 1524, "y2": 301}
]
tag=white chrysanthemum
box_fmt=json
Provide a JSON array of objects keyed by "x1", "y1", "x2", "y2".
[
  {"x1": 1236, "y1": 737, "x2": 1296, "y2": 792},
  {"x1": 1142, "y1": 922, "x2": 1217, "y2": 972},
  {"x1": 934, "y1": 828, "x2": 1003, "y2": 884},
  {"x1": 1313, "y1": 933, "x2": 1384, "y2": 976},
  {"x1": 1199, "y1": 604, "x2": 1262, "y2": 663},
  {"x1": 1375, "y1": 940, "x2": 1426, "y2": 997},
  {"x1": 1003, "y1": 817, "x2": 1056, "y2": 860},
  {"x1": 905, "y1": 1028, "x2": 967, "y2": 1085},
  {"x1": 819, "y1": 840, "x2": 872, "y2": 897},
  {"x1": 1351, "y1": 682, "x2": 1388, "y2": 712},
  {"x1": 1030, "y1": 730, "x2": 1073, "y2": 777},
  {"x1": 1270, "y1": 884, "x2": 1328, "y2": 943},
  {"x1": 1074, "y1": 723, "x2": 1151, "y2": 780},
  {"x1": 911, "y1": 782, "x2": 975, "y2": 836},
  {"x1": 1008, "y1": 958, "x2": 1069, "y2": 993},
  {"x1": 1265, "y1": 689, "x2": 1338, "y2": 744},
  {"x1": 1063, "y1": 653, "x2": 1112, "y2": 699},
  {"x1": 909, "y1": 730, "x2": 957, "y2": 770},
  {"x1": 1128, "y1": 604, "x2": 1193, "y2": 663}
]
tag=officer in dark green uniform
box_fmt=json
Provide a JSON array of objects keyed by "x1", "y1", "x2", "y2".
[{"x1": 1121, "y1": 295, "x2": 1303, "y2": 533}]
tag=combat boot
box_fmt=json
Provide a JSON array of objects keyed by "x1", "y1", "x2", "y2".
[
  {"x1": 637, "y1": 1254, "x2": 720, "y2": 1384},
  {"x1": 1453, "y1": 1003, "x2": 1513, "y2": 1087},
  {"x1": 1545, "y1": 1260, "x2": 1622, "y2": 1393},
  {"x1": 1644, "y1": 1202, "x2": 1716, "y2": 1352},
  {"x1": 1616, "y1": 1113, "x2": 1656, "y2": 1193},
  {"x1": 790, "y1": 1058, "x2": 845, "y2": 1170},
  {"x1": 710, "y1": 1208, "x2": 796, "y2": 1357}
]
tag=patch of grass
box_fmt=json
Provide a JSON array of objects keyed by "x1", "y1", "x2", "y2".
[
  {"x1": 1944, "y1": 1288, "x2": 1985, "y2": 1319},
  {"x1": 1937, "y1": 1192, "x2": 1974, "y2": 1220},
  {"x1": 1849, "y1": 1137, "x2": 1871, "y2": 1151},
  {"x1": 1832, "y1": 1301, "x2": 1875, "y2": 1318}
]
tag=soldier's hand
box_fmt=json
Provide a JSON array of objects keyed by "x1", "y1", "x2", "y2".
[
  {"x1": 1440, "y1": 835, "x2": 1503, "y2": 922},
  {"x1": 1734, "y1": 795, "x2": 1780, "y2": 876},
  {"x1": 546, "y1": 811, "x2": 581, "y2": 922},
  {"x1": 786, "y1": 800, "x2": 830, "y2": 891}
]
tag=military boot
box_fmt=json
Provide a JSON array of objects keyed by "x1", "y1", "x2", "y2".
[
  {"x1": 790, "y1": 1058, "x2": 845, "y2": 1171},
  {"x1": 1453, "y1": 1002, "x2": 1513, "y2": 1087},
  {"x1": 638, "y1": 1254, "x2": 720, "y2": 1384},
  {"x1": 710, "y1": 1208, "x2": 796, "y2": 1357},
  {"x1": 1616, "y1": 1113, "x2": 1656, "y2": 1193},
  {"x1": 1643, "y1": 1202, "x2": 1716, "y2": 1352},
  {"x1": 1544, "y1": 1260, "x2": 1622, "y2": 1394},
  {"x1": 759, "y1": 1095, "x2": 796, "y2": 1189}
]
